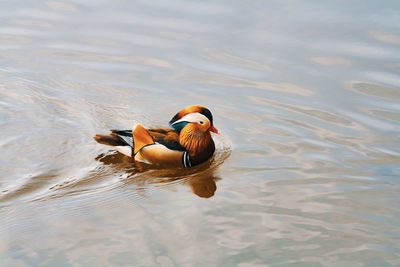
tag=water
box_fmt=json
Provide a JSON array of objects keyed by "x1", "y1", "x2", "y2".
[{"x1": 1, "y1": 1, "x2": 400, "y2": 266}]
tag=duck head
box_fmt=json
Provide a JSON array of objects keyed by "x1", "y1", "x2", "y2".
[
  {"x1": 169, "y1": 105, "x2": 219, "y2": 134},
  {"x1": 171, "y1": 112, "x2": 215, "y2": 153}
]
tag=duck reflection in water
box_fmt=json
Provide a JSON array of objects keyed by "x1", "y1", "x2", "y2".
[{"x1": 95, "y1": 151, "x2": 222, "y2": 198}]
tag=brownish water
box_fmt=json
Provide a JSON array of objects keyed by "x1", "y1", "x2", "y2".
[{"x1": 1, "y1": 1, "x2": 400, "y2": 266}]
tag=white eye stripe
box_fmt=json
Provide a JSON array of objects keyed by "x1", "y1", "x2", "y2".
[{"x1": 172, "y1": 113, "x2": 209, "y2": 125}]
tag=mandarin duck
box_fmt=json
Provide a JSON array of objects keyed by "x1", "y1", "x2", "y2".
[{"x1": 94, "y1": 105, "x2": 219, "y2": 168}]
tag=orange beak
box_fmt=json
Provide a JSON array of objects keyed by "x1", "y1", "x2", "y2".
[{"x1": 209, "y1": 125, "x2": 219, "y2": 134}]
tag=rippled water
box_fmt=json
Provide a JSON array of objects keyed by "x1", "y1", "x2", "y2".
[{"x1": 1, "y1": 1, "x2": 400, "y2": 266}]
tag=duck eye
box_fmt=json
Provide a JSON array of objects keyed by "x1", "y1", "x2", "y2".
[{"x1": 199, "y1": 121, "x2": 204, "y2": 125}]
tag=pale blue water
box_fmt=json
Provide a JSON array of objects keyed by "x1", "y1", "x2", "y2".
[{"x1": 1, "y1": 1, "x2": 400, "y2": 266}]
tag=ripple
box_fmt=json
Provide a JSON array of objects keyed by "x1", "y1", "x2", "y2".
[
  {"x1": 310, "y1": 57, "x2": 351, "y2": 66},
  {"x1": 10, "y1": 19, "x2": 53, "y2": 28},
  {"x1": 370, "y1": 31, "x2": 400, "y2": 45},
  {"x1": 362, "y1": 108, "x2": 400, "y2": 123},
  {"x1": 249, "y1": 96, "x2": 356, "y2": 127},
  {"x1": 0, "y1": 27, "x2": 44, "y2": 37},
  {"x1": 43, "y1": 50, "x2": 173, "y2": 67},
  {"x1": 0, "y1": 35, "x2": 32, "y2": 44},
  {"x1": 0, "y1": 171, "x2": 58, "y2": 205},
  {"x1": 182, "y1": 71, "x2": 313, "y2": 96},
  {"x1": 203, "y1": 52, "x2": 271, "y2": 71},
  {"x1": 347, "y1": 81, "x2": 400, "y2": 99},
  {"x1": 46, "y1": 1, "x2": 80, "y2": 12}
]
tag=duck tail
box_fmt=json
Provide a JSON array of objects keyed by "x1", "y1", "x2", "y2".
[{"x1": 93, "y1": 133, "x2": 128, "y2": 146}]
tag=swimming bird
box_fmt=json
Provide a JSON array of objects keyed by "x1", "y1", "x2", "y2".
[{"x1": 94, "y1": 105, "x2": 219, "y2": 168}]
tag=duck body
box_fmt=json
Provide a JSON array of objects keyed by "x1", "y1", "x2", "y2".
[{"x1": 94, "y1": 105, "x2": 218, "y2": 168}]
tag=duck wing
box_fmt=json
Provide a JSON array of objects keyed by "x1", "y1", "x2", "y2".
[
  {"x1": 129, "y1": 126, "x2": 187, "y2": 167},
  {"x1": 147, "y1": 128, "x2": 185, "y2": 151}
]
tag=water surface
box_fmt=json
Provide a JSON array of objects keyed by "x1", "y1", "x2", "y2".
[{"x1": 1, "y1": 1, "x2": 400, "y2": 266}]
